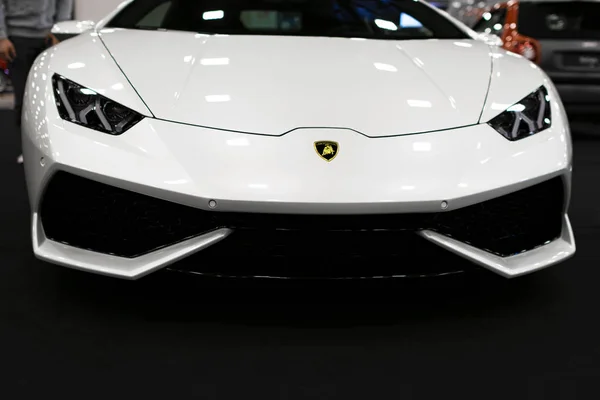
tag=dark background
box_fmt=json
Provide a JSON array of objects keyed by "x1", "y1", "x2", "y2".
[{"x1": 1, "y1": 111, "x2": 599, "y2": 399}]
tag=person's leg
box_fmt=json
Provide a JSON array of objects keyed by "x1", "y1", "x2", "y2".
[{"x1": 9, "y1": 37, "x2": 49, "y2": 163}]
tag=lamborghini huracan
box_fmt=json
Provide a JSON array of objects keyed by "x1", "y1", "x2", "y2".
[{"x1": 22, "y1": 0, "x2": 575, "y2": 280}]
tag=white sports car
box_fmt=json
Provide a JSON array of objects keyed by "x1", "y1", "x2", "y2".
[{"x1": 23, "y1": 0, "x2": 575, "y2": 280}]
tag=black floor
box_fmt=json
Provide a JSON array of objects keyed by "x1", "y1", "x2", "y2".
[{"x1": 2, "y1": 110, "x2": 600, "y2": 399}]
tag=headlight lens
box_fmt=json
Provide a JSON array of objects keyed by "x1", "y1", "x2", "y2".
[
  {"x1": 488, "y1": 86, "x2": 551, "y2": 141},
  {"x1": 52, "y1": 74, "x2": 143, "y2": 135}
]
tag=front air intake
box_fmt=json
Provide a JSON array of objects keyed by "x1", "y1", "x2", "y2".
[
  {"x1": 40, "y1": 172, "x2": 564, "y2": 260},
  {"x1": 40, "y1": 172, "x2": 216, "y2": 258}
]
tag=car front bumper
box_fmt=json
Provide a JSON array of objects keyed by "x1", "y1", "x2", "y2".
[
  {"x1": 23, "y1": 112, "x2": 575, "y2": 279},
  {"x1": 30, "y1": 210, "x2": 575, "y2": 280}
]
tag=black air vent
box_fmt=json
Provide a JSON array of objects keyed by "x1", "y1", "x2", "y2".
[{"x1": 40, "y1": 172, "x2": 564, "y2": 259}]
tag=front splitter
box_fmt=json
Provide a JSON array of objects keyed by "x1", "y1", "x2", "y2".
[{"x1": 31, "y1": 212, "x2": 575, "y2": 280}]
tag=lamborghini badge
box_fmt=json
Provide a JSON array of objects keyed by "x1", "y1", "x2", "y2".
[{"x1": 314, "y1": 141, "x2": 339, "y2": 162}]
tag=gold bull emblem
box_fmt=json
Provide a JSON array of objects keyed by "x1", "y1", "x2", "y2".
[
  {"x1": 322, "y1": 144, "x2": 335, "y2": 156},
  {"x1": 314, "y1": 141, "x2": 339, "y2": 162}
]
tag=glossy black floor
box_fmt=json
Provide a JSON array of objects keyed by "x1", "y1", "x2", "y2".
[{"x1": 1, "y1": 110, "x2": 600, "y2": 399}]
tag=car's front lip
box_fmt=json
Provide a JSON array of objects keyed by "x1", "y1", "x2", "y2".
[
  {"x1": 31, "y1": 212, "x2": 233, "y2": 280},
  {"x1": 419, "y1": 214, "x2": 575, "y2": 278},
  {"x1": 31, "y1": 210, "x2": 575, "y2": 280}
]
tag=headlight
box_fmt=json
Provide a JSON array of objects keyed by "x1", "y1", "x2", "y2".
[
  {"x1": 52, "y1": 74, "x2": 143, "y2": 135},
  {"x1": 488, "y1": 86, "x2": 551, "y2": 141}
]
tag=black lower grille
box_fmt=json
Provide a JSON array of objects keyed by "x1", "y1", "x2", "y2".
[
  {"x1": 172, "y1": 230, "x2": 474, "y2": 278},
  {"x1": 40, "y1": 172, "x2": 564, "y2": 260},
  {"x1": 433, "y1": 177, "x2": 564, "y2": 256},
  {"x1": 41, "y1": 173, "x2": 212, "y2": 258}
]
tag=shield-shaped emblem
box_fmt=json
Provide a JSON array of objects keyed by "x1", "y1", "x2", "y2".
[{"x1": 314, "y1": 141, "x2": 339, "y2": 162}]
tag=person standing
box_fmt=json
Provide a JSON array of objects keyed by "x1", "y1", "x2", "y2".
[{"x1": 0, "y1": 0, "x2": 74, "y2": 163}]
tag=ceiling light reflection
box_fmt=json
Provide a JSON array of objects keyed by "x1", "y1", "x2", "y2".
[
  {"x1": 201, "y1": 58, "x2": 230, "y2": 66},
  {"x1": 68, "y1": 62, "x2": 85, "y2": 69},
  {"x1": 449, "y1": 96, "x2": 457, "y2": 109},
  {"x1": 165, "y1": 179, "x2": 188, "y2": 185},
  {"x1": 453, "y1": 42, "x2": 473, "y2": 48},
  {"x1": 249, "y1": 184, "x2": 268, "y2": 189},
  {"x1": 203, "y1": 10, "x2": 224, "y2": 20},
  {"x1": 205, "y1": 95, "x2": 231, "y2": 102},
  {"x1": 413, "y1": 142, "x2": 431, "y2": 152},
  {"x1": 374, "y1": 62, "x2": 397, "y2": 72},
  {"x1": 507, "y1": 103, "x2": 526, "y2": 112},
  {"x1": 374, "y1": 19, "x2": 398, "y2": 31},
  {"x1": 491, "y1": 102, "x2": 511, "y2": 111},
  {"x1": 407, "y1": 100, "x2": 432, "y2": 108},
  {"x1": 227, "y1": 138, "x2": 250, "y2": 146}
]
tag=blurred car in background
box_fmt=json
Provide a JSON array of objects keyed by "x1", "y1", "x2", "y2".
[{"x1": 473, "y1": 0, "x2": 600, "y2": 121}]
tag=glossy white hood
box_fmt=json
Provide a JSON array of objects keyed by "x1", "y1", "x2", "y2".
[{"x1": 100, "y1": 29, "x2": 493, "y2": 137}]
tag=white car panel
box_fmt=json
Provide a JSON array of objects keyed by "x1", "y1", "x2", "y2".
[
  {"x1": 99, "y1": 30, "x2": 493, "y2": 136},
  {"x1": 480, "y1": 47, "x2": 551, "y2": 122},
  {"x1": 51, "y1": 20, "x2": 96, "y2": 35},
  {"x1": 32, "y1": 212, "x2": 232, "y2": 280},
  {"x1": 34, "y1": 33, "x2": 152, "y2": 117},
  {"x1": 22, "y1": 73, "x2": 570, "y2": 214},
  {"x1": 419, "y1": 214, "x2": 575, "y2": 278}
]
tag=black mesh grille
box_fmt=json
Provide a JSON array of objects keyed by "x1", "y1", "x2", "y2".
[
  {"x1": 40, "y1": 173, "x2": 213, "y2": 258},
  {"x1": 433, "y1": 177, "x2": 564, "y2": 257},
  {"x1": 40, "y1": 172, "x2": 564, "y2": 260}
]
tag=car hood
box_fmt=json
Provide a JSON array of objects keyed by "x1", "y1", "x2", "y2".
[{"x1": 100, "y1": 29, "x2": 493, "y2": 137}]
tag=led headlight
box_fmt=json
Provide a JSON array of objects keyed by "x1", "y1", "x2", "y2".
[
  {"x1": 488, "y1": 86, "x2": 551, "y2": 141},
  {"x1": 52, "y1": 75, "x2": 143, "y2": 135}
]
